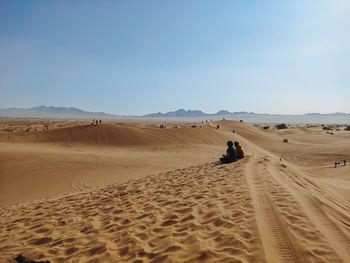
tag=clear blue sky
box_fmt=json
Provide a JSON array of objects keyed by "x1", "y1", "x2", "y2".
[{"x1": 1, "y1": 0, "x2": 349, "y2": 115}]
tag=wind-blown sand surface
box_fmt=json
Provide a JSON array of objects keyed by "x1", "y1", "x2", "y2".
[{"x1": 0, "y1": 120, "x2": 349, "y2": 262}]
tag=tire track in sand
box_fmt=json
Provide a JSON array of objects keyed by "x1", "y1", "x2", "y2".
[
  {"x1": 246, "y1": 155, "x2": 299, "y2": 263},
  {"x1": 268, "y1": 162, "x2": 350, "y2": 262}
]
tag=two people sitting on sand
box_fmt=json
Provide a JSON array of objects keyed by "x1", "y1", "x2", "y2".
[{"x1": 220, "y1": 141, "x2": 245, "y2": 163}]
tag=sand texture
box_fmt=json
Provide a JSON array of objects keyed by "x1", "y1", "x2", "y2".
[{"x1": 0, "y1": 120, "x2": 349, "y2": 262}]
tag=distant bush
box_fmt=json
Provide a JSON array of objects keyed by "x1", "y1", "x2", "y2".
[
  {"x1": 276, "y1": 123, "x2": 287, "y2": 129},
  {"x1": 283, "y1": 138, "x2": 288, "y2": 143},
  {"x1": 345, "y1": 126, "x2": 350, "y2": 131},
  {"x1": 263, "y1": 126, "x2": 269, "y2": 130},
  {"x1": 323, "y1": 126, "x2": 332, "y2": 130}
]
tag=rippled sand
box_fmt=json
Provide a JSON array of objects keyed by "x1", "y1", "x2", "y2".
[{"x1": 1, "y1": 120, "x2": 349, "y2": 262}]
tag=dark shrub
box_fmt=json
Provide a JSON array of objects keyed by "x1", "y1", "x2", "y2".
[{"x1": 276, "y1": 123, "x2": 287, "y2": 129}]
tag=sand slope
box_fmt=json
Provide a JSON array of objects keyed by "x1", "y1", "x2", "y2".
[
  {"x1": 1, "y1": 155, "x2": 349, "y2": 262},
  {"x1": 1, "y1": 120, "x2": 350, "y2": 262},
  {"x1": 1, "y1": 123, "x2": 233, "y2": 147},
  {"x1": 0, "y1": 123, "x2": 237, "y2": 206}
]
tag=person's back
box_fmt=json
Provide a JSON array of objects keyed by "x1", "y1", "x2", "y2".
[
  {"x1": 220, "y1": 141, "x2": 237, "y2": 163},
  {"x1": 227, "y1": 146, "x2": 238, "y2": 162},
  {"x1": 234, "y1": 141, "x2": 245, "y2": 159}
]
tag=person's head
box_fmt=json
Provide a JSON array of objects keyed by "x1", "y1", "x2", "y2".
[
  {"x1": 227, "y1": 141, "x2": 233, "y2": 148},
  {"x1": 234, "y1": 141, "x2": 239, "y2": 147}
]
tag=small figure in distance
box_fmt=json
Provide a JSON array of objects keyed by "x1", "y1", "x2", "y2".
[
  {"x1": 344, "y1": 160, "x2": 346, "y2": 166},
  {"x1": 234, "y1": 141, "x2": 245, "y2": 159},
  {"x1": 99, "y1": 119, "x2": 102, "y2": 124},
  {"x1": 220, "y1": 141, "x2": 237, "y2": 164}
]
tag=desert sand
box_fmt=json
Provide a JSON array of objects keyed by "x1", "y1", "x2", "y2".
[{"x1": 0, "y1": 119, "x2": 349, "y2": 262}]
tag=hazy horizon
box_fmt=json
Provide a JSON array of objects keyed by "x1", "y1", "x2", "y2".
[
  {"x1": 1, "y1": 105, "x2": 349, "y2": 117},
  {"x1": 1, "y1": 0, "x2": 349, "y2": 115}
]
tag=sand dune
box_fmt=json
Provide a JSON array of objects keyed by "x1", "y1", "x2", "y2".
[
  {"x1": 0, "y1": 120, "x2": 350, "y2": 262},
  {"x1": 1, "y1": 122, "x2": 234, "y2": 147},
  {"x1": 0, "y1": 122, "x2": 242, "y2": 206}
]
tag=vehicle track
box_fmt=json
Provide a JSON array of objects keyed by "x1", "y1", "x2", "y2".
[
  {"x1": 268, "y1": 161, "x2": 350, "y2": 262},
  {"x1": 160, "y1": 130, "x2": 187, "y2": 145},
  {"x1": 246, "y1": 155, "x2": 300, "y2": 263}
]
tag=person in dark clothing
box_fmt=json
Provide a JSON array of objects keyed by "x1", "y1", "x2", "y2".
[{"x1": 220, "y1": 141, "x2": 237, "y2": 163}]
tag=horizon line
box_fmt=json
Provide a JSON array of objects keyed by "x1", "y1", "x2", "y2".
[{"x1": 1, "y1": 105, "x2": 349, "y2": 116}]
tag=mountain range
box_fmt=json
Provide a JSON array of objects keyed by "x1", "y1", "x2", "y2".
[
  {"x1": 0, "y1": 106, "x2": 117, "y2": 118},
  {"x1": 0, "y1": 106, "x2": 349, "y2": 119},
  {"x1": 143, "y1": 109, "x2": 257, "y2": 117}
]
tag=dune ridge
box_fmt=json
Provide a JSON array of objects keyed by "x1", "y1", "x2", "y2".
[{"x1": 1, "y1": 123, "x2": 233, "y2": 148}]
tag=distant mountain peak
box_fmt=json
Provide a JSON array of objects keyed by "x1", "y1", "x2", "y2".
[
  {"x1": 215, "y1": 110, "x2": 231, "y2": 115},
  {"x1": 143, "y1": 109, "x2": 208, "y2": 117}
]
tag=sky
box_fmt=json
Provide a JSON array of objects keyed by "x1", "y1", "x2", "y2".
[{"x1": 0, "y1": 0, "x2": 349, "y2": 115}]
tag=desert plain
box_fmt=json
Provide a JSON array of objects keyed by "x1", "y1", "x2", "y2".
[{"x1": 0, "y1": 119, "x2": 349, "y2": 263}]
